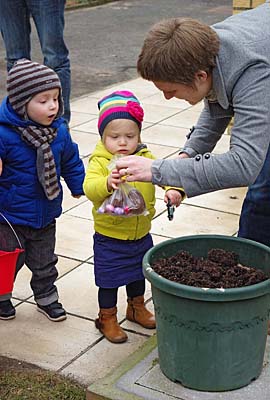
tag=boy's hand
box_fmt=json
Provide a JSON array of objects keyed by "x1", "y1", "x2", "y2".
[
  {"x1": 107, "y1": 168, "x2": 123, "y2": 191},
  {"x1": 164, "y1": 189, "x2": 182, "y2": 207},
  {"x1": 0, "y1": 158, "x2": 2, "y2": 176},
  {"x1": 72, "y1": 194, "x2": 81, "y2": 199}
]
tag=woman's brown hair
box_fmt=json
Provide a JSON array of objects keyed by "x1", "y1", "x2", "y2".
[{"x1": 137, "y1": 18, "x2": 220, "y2": 86}]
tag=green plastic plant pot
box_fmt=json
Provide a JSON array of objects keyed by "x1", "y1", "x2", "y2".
[{"x1": 143, "y1": 235, "x2": 270, "y2": 391}]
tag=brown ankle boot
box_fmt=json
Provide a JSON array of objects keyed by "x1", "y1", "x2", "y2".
[
  {"x1": 126, "y1": 296, "x2": 156, "y2": 329},
  {"x1": 95, "y1": 307, "x2": 127, "y2": 343}
]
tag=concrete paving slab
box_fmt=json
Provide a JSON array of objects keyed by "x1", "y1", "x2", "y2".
[
  {"x1": 86, "y1": 335, "x2": 157, "y2": 400},
  {"x1": 141, "y1": 124, "x2": 189, "y2": 149},
  {"x1": 151, "y1": 204, "x2": 240, "y2": 237},
  {"x1": 55, "y1": 214, "x2": 95, "y2": 260},
  {"x1": 0, "y1": 302, "x2": 99, "y2": 371},
  {"x1": 159, "y1": 109, "x2": 202, "y2": 130},
  {"x1": 62, "y1": 331, "x2": 150, "y2": 386},
  {"x1": 87, "y1": 336, "x2": 270, "y2": 400},
  {"x1": 12, "y1": 256, "x2": 82, "y2": 300},
  {"x1": 183, "y1": 187, "x2": 247, "y2": 215},
  {"x1": 71, "y1": 130, "x2": 101, "y2": 157}
]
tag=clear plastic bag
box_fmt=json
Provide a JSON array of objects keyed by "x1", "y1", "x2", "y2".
[{"x1": 97, "y1": 155, "x2": 149, "y2": 217}]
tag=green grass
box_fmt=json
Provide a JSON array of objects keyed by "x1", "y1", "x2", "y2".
[{"x1": 0, "y1": 369, "x2": 86, "y2": 400}]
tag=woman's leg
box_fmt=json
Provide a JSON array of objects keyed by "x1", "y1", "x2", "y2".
[
  {"x1": 0, "y1": 0, "x2": 31, "y2": 70},
  {"x1": 29, "y1": 0, "x2": 71, "y2": 123},
  {"x1": 238, "y1": 144, "x2": 270, "y2": 246}
]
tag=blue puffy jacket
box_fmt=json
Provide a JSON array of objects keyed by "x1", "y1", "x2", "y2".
[{"x1": 0, "y1": 97, "x2": 85, "y2": 228}]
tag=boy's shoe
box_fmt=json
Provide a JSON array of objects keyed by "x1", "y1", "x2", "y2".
[
  {"x1": 0, "y1": 300, "x2": 16, "y2": 320},
  {"x1": 37, "y1": 301, "x2": 67, "y2": 322}
]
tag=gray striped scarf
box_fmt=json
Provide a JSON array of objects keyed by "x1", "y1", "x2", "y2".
[{"x1": 17, "y1": 125, "x2": 60, "y2": 200}]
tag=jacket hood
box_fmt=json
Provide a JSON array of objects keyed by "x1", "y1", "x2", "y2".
[
  {"x1": 90, "y1": 140, "x2": 113, "y2": 162},
  {"x1": 0, "y1": 96, "x2": 64, "y2": 129}
]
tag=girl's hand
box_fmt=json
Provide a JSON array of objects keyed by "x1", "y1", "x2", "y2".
[
  {"x1": 164, "y1": 189, "x2": 182, "y2": 207},
  {"x1": 72, "y1": 194, "x2": 81, "y2": 199},
  {"x1": 178, "y1": 152, "x2": 190, "y2": 159},
  {"x1": 107, "y1": 168, "x2": 123, "y2": 191}
]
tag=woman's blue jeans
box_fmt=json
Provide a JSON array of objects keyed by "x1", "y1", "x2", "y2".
[
  {"x1": 0, "y1": 0, "x2": 71, "y2": 123},
  {"x1": 238, "y1": 144, "x2": 270, "y2": 247}
]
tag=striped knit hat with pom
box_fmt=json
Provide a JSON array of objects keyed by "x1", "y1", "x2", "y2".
[
  {"x1": 98, "y1": 90, "x2": 144, "y2": 137},
  {"x1": 7, "y1": 58, "x2": 63, "y2": 119}
]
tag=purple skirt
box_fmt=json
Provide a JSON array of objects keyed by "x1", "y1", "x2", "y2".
[{"x1": 93, "y1": 232, "x2": 153, "y2": 288}]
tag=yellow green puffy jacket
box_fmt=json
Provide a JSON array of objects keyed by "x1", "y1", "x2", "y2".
[{"x1": 83, "y1": 140, "x2": 160, "y2": 240}]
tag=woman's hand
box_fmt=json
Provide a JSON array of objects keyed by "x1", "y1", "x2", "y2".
[{"x1": 116, "y1": 155, "x2": 153, "y2": 182}]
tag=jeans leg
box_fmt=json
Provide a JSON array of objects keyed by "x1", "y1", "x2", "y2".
[
  {"x1": 238, "y1": 144, "x2": 270, "y2": 246},
  {"x1": 0, "y1": 0, "x2": 31, "y2": 70},
  {"x1": 24, "y1": 222, "x2": 59, "y2": 305},
  {"x1": 29, "y1": 0, "x2": 71, "y2": 123}
]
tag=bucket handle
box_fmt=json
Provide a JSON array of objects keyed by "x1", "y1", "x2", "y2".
[{"x1": 0, "y1": 212, "x2": 23, "y2": 249}]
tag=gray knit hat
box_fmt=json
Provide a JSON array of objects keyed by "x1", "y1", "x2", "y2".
[{"x1": 7, "y1": 58, "x2": 63, "y2": 119}]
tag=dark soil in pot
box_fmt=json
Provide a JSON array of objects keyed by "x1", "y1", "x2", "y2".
[{"x1": 152, "y1": 248, "x2": 269, "y2": 288}]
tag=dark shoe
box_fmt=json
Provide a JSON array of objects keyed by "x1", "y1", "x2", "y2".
[
  {"x1": 0, "y1": 300, "x2": 16, "y2": 320},
  {"x1": 37, "y1": 301, "x2": 67, "y2": 322}
]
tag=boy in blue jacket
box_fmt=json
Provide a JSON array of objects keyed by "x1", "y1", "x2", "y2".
[{"x1": 0, "y1": 59, "x2": 85, "y2": 321}]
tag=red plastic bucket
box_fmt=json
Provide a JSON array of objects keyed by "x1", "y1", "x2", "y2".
[
  {"x1": 0, "y1": 213, "x2": 24, "y2": 295},
  {"x1": 0, "y1": 248, "x2": 24, "y2": 295}
]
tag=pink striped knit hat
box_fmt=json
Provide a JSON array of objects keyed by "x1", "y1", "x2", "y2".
[{"x1": 97, "y1": 90, "x2": 144, "y2": 137}]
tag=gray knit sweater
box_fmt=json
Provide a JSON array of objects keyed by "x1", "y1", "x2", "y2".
[{"x1": 152, "y1": 1, "x2": 270, "y2": 197}]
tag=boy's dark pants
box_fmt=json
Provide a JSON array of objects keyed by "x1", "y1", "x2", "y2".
[{"x1": 0, "y1": 221, "x2": 59, "y2": 305}]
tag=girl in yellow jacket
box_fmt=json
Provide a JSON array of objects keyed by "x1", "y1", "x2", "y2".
[{"x1": 83, "y1": 90, "x2": 183, "y2": 343}]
